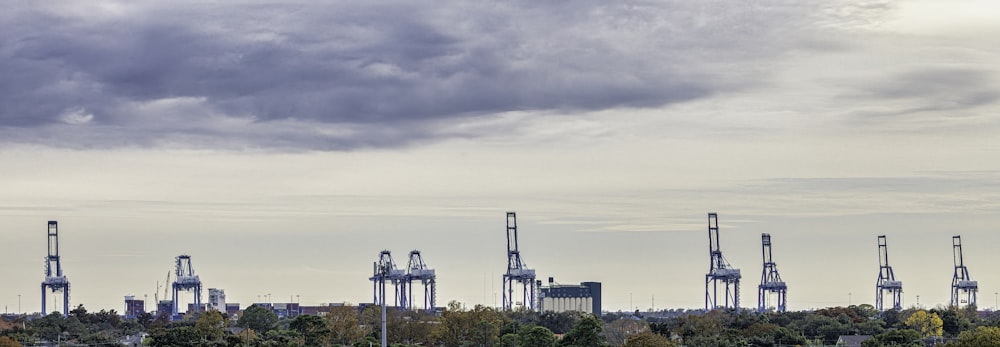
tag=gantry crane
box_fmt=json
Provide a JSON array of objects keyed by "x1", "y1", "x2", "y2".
[
  {"x1": 370, "y1": 250, "x2": 406, "y2": 308},
  {"x1": 41, "y1": 221, "x2": 71, "y2": 316},
  {"x1": 503, "y1": 212, "x2": 537, "y2": 311},
  {"x1": 404, "y1": 250, "x2": 437, "y2": 312},
  {"x1": 875, "y1": 235, "x2": 903, "y2": 311},
  {"x1": 951, "y1": 235, "x2": 977, "y2": 308},
  {"x1": 758, "y1": 233, "x2": 787, "y2": 312},
  {"x1": 171, "y1": 255, "x2": 203, "y2": 316},
  {"x1": 705, "y1": 213, "x2": 741, "y2": 310}
]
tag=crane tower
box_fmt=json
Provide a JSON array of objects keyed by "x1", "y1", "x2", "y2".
[
  {"x1": 370, "y1": 250, "x2": 406, "y2": 308},
  {"x1": 503, "y1": 212, "x2": 537, "y2": 311},
  {"x1": 875, "y1": 235, "x2": 903, "y2": 311},
  {"x1": 404, "y1": 250, "x2": 437, "y2": 312},
  {"x1": 950, "y1": 235, "x2": 977, "y2": 308},
  {"x1": 705, "y1": 213, "x2": 741, "y2": 310},
  {"x1": 41, "y1": 221, "x2": 71, "y2": 316},
  {"x1": 758, "y1": 233, "x2": 787, "y2": 312},
  {"x1": 171, "y1": 255, "x2": 203, "y2": 316}
]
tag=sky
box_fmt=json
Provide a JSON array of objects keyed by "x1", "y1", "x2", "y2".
[{"x1": 2, "y1": 0, "x2": 1000, "y2": 314}]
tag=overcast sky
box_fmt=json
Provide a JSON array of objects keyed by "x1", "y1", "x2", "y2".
[{"x1": 2, "y1": 0, "x2": 1000, "y2": 314}]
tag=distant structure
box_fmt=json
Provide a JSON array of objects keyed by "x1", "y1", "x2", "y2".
[
  {"x1": 370, "y1": 250, "x2": 406, "y2": 308},
  {"x1": 758, "y1": 233, "x2": 787, "y2": 312},
  {"x1": 171, "y1": 255, "x2": 203, "y2": 316},
  {"x1": 950, "y1": 235, "x2": 977, "y2": 308},
  {"x1": 539, "y1": 278, "x2": 601, "y2": 316},
  {"x1": 875, "y1": 235, "x2": 903, "y2": 311},
  {"x1": 41, "y1": 221, "x2": 71, "y2": 316},
  {"x1": 403, "y1": 250, "x2": 437, "y2": 311},
  {"x1": 208, "y1": 288, "x2": 226, "y2": 312},
  {"x1": 503, "y1": 212, "x2": 537, "y2": 311},
  {"x1": 705, "y1": 213, "x2": 741, "y2": 310},
  {"x1": 124, "y1": 295, "x2": 145, "y2": 319}
]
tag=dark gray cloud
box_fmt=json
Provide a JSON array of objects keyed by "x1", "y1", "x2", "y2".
[
  {"x1": 0, "y1": 1, "x2": 887, "y2": 149},
  {"x1": 856, "y1": 68, "x2": 999, "y2": 114}
]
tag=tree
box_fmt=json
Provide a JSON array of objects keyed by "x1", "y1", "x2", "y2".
[
  {"x1": 861, "y1": 329, "x2": 921, "y2": 347},
  {"x1": 624, "y1": 331, "x2": 677, "y2": 347},
  {"x1": 327, "y1": 306, "x2": 365, "y2": 346},
  {"x1": 238, "y1": 305, "x2": 279, "y2": 333},
  {"x1": 30, "y1": 312, "x2": 64, "y2": 342},
  {"x1": 195, "y1": 310, "x2": 227, "y2": 342},
  {"x1": 518, "y1": 325, "x2": 557, "y2": 347},
  {"x1": 559, "y1": 314, "x2": 608, "y2": 347},
  {"x1": 289, "y1": 314, "x2": 330, "y2": 347},
  {"x1": 0, "y1": 336, "x2": 22, "y2": 347},
  {"x1": 148, "y1": 326, "x2": 201, "y2": 347},
  {"x1": 605, "y1": 318, "x2": 648, "y2": 346},
  {"x1": 904, "y1": 310, "x2": 943, "y2": 338},
  {"x1": 435, "y1": 302, "x2": 503, "y2": 347},
  {"x1": 953, "y1": 326, "x2": 1000, "y2": 347}
]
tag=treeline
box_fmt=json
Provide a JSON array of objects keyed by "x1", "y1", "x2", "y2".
[
  {"x1": 4, "y1": 303, "x2": 1000, "y2": 346},
  {"x1": 637, "y1": 304, "x2": 1000, "y2": 347}
]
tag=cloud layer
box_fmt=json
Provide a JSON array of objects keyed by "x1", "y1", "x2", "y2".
[{"x1": 0, "y1": 1, "x2": 906, "y2": 149}]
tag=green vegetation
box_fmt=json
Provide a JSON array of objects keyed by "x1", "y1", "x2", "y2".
[{"x1": 4, "y1": 302, "x2": 1000, "y2": 346}]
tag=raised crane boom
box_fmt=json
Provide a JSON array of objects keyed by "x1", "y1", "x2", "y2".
[
  {"x1": 370, "y1": 250, "x2": 406, "y2": 308},
  {"x1": 41, "y1": 221, "x2": 71, "y2": 316},
  {"x1": 705, "y1": 213, "x2": 741, "y2": 310},
  {"x1": 171, "y1": 255, "x2": 203, "y2": 316},
  {"x1": 502, "y1": 212, "x2": 536, "y2": 311},
  {"x1": 758, "y1": 233, "x2": 787, "y2": 312},
  {"x1": 951, "y1": 235, "x2": 977, "y2": 307},
  {"x1": 875, "y1": 235, "x2": 902, "y2": 311},
  {"x1": 405, "y1": 250, "x2": 437, "y2": 312}
]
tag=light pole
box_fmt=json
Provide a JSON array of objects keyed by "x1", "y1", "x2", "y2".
[
  {"x1": 916, "y1": 295, "x2": 920, "y2": 308},
  {"x1": 18, "y1": 294, "x2": 21, "y2": 316},
  {"x1": 994, "y1": 292, "x2": 997, "y2": 311},
  {"x1": 848, "y1": 292, "x2": 852, "y2": 306}
]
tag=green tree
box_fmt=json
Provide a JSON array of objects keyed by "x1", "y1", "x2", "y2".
[
  {"x1": 290, "y1": 314, "x2": 330, "y2": 347},
  {"x1": 605, "y1": 318, "x2": 648, "y2": 346},
  {"x1": 30, "y1": 312, "x2": 63, "y2": 342},
  {"x1": 624, "y1": 331, "x2": 676, "y2": 347},
  {"x1": 861, "y1": 329, "x2": 921, "y2": 347},
  {"x1": 195, "y1": 310, "x2": 227, "y2": 342},
  {"x1": 148, "y1": 326, "x2": 201, "y2": 347},
  {"x1": 238, "y1": 305, "x2": 279, "y2": 333},
  {"x1": 952, "y1": 326, "x2": 1000, "y2": 347},
  {"x1": 904, "y1": 310, "x2": 943, "y2": 338},
  {"x1": 0, "y1": 336, "x2": 23, "y2": 347},
  {"x1": 435, "y1": 301, "x2": 503, "y2": 347},
  {"x1": 501, "y1": 333, "x2": 518, "y2": 347},
  {"x1": 559, "y1": 314, "x2": 608, "y2": 347},
  {"x1": 394, "y1": 310, "x2": 439, "y2": 346},
  {"x1": 327, "y1": 306, "x2": 365, "y2": 346},
  {"x1": 518, "y1": 325, "x2": 557, "y2": 347}
]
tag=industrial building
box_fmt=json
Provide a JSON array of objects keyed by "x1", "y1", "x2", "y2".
[
  {"x1": 208, "y1": 288, "x2": 226, "y2": 312},
  {"x1": 124, "y1": 296, "x2": 145, "y2": 319},
  {"x1": 539, "y1": 278, "x2": 601, "y2": 316}
]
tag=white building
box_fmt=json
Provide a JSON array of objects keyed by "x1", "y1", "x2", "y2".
[{"x1": 208, "y1": 288, "x2": 226, "y2": 312}]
